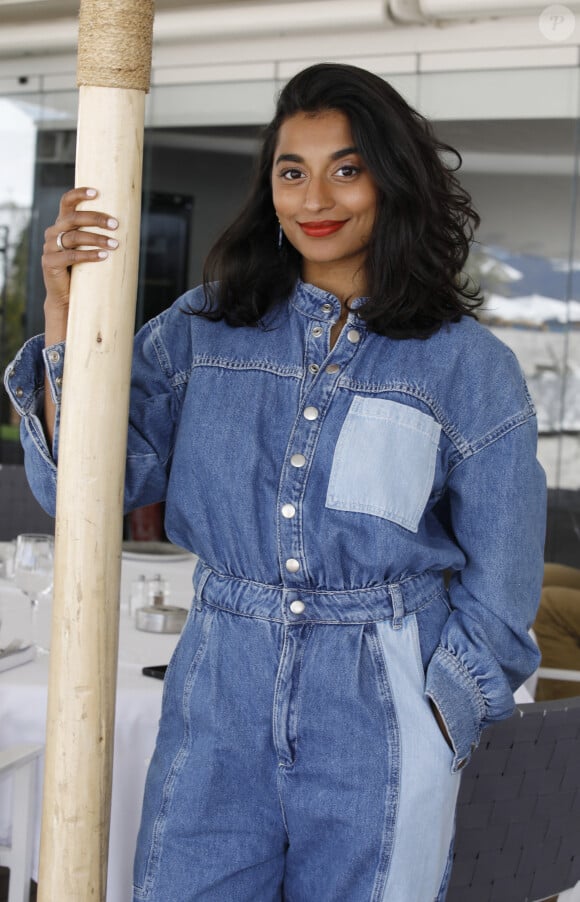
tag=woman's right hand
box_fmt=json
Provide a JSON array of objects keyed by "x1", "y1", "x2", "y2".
[
  {"x1": 41, "y1": 188, "x2": 119, "y2": 445},
  {"x1": 42, "y1": 187, "x2": 119, "y2": 322}
]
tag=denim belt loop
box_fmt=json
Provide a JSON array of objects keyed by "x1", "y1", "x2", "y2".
[
  {"x1": 193, "y1": 563, "x2": 211, "y2": 611},
  {"x1": 390, "y1": 584, "x2": 405, "y2": 630}
]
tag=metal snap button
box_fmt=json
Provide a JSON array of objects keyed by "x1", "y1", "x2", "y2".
[
  {"x1": 308, "y1": 363, "x2": 319, "y2": 375},
  {"x1": 321, "y1": 303, "x2": 333, "y2": 314},
  {"x1": 48, "y1": 350, "x2": 60, "y2": 363},
  {"x1": 303, "y1": 406, "x2": 319, "y2": 421},
  {"x1": 312, "y1": 326, "x2": 323, "y2": 337},
  {"x1": 290, "y1": 453, "x2": 306, "y2": 468},
  {"x1": 281, "y1": 503, "x2": 296, "y2": 519},
  {"x1": 325, "y1": 364, "x2": 340, "y2": 374},
  {"x1": 290, "y1": 600, "x2": 305, "y2": 614},
  {"x1": 347, "y1": 329, "x2": 361, "y2": 344},
  {"x1": 285, "y1": 558, "x2": 300, "y2": 573}
]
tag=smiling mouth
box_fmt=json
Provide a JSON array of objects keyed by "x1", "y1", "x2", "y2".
[{"x1": 298, "y1": 220, "x2": 348, "y2": 237}]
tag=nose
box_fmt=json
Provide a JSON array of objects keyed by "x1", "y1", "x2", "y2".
[{"x1": 303, "y1": 175, "x2": 333, "y2": 212}]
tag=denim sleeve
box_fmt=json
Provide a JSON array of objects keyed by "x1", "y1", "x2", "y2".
[
  {"x1": 123, "y1": 314, "x2": 184, "y2": 510},
  {"x1": 2, "y1": 334, "x2": 60, "y2": 514},
  {"x1": 425, "y1": 415, "x2": 547, "y2": 772},
  {"x1": 3, "y1": 314, "x2": 183, "y2": 517}
]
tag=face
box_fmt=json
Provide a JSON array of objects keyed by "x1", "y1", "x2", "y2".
[{"x1": 271, "y1": 109, "x2": 378, "y2": 297}]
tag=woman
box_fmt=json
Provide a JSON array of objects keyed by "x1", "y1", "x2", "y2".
[{"x1": 5, "y1": 63, "x2": 546, "y2": 901}]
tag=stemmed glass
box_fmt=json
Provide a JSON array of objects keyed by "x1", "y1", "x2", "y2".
[{"x1": 13, "y1": 533, "x2": 54, "y2": 654}]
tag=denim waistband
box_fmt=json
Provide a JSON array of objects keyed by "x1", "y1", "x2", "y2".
[{"x1": 192, "y1": 561, "x2": 445, "y2": 626}]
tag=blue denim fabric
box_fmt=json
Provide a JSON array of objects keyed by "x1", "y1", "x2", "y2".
[
  {"x1": 327, "y1": 395, "x2": 442, "y2": 530},
  {"x1": 131, "y1": 564, "x2": 460, "y2": 901},
  {"x1": 5, "y1": 279, "x2": 546, "y2": 897}
]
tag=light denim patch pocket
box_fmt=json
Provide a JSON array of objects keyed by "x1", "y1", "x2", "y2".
[{"x1": 326, "y1": 396, "x2": 441, "y2": 532}]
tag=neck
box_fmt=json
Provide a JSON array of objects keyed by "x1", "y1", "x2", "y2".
[{"x1": 301, "y1": 260, "x2": 367, "y2": 307}]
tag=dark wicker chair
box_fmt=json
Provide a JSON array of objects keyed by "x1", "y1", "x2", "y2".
[
  {"x1": 0, "y1": 464, "x2": 53, "y2": 541},
  {"x1": 448, "y1": 696, "x2": 580, "y2": 902}
]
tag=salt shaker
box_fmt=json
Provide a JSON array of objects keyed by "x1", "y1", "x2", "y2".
[
  {"x1": 147, "y1": 574, "x2": 170, "y2": 608},
  {"x1": 129, "y1": 574, "x2": 148, "y2": 617}
]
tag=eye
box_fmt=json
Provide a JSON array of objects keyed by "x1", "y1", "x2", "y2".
[
  {"x1": 335, "y1": 164, "x2": 361, "y2": 178},
  {"x1": 279, "y1": 168, "x2": 305, "y2": 181}
]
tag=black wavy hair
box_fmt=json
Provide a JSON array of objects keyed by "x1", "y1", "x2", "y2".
[{"x1": 198, "y1": 62, "x2": 483, "y2": 339}]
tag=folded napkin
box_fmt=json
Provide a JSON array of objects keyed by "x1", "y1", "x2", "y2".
[{"x1": 0, "y1": 643, "x2": 35, "y2": 673}]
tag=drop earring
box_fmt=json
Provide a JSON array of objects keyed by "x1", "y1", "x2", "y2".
[{"x1": 277, "y1": 222, "x2": 284, "y2": 250}]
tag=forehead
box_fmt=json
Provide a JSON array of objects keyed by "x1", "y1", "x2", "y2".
[{"x1": 274, "y1": 110, "x2": 355, "y2": 155}]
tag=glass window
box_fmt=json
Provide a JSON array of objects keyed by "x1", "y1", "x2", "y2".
[{"x1": 0, "y1": 93, "x2": 40, "y2": 461}]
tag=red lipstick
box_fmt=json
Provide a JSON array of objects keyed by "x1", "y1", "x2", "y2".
[{"x1": 299, "y1": 220, "x2": 348, "y2": 237}]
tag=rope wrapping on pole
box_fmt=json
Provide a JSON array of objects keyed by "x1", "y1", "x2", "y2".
[
  {"x1": 38, "y1": 2, "x2": 154, "y2": 900},
  {"x1": 78, "y1": 0, "x2": 153, "y2": 90}
]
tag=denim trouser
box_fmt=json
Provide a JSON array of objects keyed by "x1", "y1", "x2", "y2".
[{"x1": 133, "y1": 564, "x2": 461, "y2": 901}]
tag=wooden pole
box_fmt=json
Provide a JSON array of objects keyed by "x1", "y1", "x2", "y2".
[{"x1": 38, "y1": 2, "x2": 153, "y2": 900}]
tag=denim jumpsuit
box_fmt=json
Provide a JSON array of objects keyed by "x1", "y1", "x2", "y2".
[{"x1": 5, "y1": 280, "x2": 546, "y2": 901}]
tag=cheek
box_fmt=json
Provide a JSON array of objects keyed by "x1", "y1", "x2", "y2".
[
  {"x1": 359, "y1": 199, "x2": 378, "y2": 222},
  {"x1": 351, "y1": 182, "x2": 378, "y2": 220},
  {"x1": 272, "y1": 191, "x2": 292, "y2": 219}
]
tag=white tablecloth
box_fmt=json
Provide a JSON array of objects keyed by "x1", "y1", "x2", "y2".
[{"x1": 0, "y1": 552, "x2": 197, "y2": 902}]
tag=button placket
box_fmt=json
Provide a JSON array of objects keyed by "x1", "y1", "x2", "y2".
[
  {"x1": 277, "y1": 325, "x2": 362, "y2": 593},
  {"x1": 302, "y1": 311, "x2": 335, "y2": 400},
  {"x1": 303, "y1": 296, "x2": 340, "y2": 382}
]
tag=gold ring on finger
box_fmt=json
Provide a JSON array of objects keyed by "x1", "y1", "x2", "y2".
[{"x1": 56, "y1": 230, "x2": 69, "y2": 251}]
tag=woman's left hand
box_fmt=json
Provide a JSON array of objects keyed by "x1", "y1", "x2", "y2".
[{"x1": 429, "y1": 700, "x2": 454, "y2": 751}]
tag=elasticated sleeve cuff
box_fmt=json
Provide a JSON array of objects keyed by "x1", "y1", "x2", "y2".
[{"x1": 425, "y1": 645, "x2": 491, "y2": 772}]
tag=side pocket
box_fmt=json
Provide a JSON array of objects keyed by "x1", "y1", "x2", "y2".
[{"x1": 326, "y1": 396, "x2": 441, "y2": 532}]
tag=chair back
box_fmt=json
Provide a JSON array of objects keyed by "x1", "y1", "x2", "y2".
[
  {"x1": 0, "y1": 465, "x2": 54, "y2": 541},
  {"x1": 448, "y1": 696, "x2": 580, "y2": 902}
]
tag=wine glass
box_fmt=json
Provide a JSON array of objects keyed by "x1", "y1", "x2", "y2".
[{"x1": 13, "y1": 533, "x2": 54, "y2": 654}]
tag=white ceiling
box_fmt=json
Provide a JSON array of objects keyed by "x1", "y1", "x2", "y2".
[{"x1": 0, "y1": 0, "x2": 288, "y2": 24}]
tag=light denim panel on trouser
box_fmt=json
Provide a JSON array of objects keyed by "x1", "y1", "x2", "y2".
[{"x1": 132, "y1": 563, "x2": 460, "y2": 902}]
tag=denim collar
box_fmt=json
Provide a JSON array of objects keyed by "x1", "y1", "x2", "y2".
[{"x1": 291, "y1": 279, "x2": 369, "y2": 324}]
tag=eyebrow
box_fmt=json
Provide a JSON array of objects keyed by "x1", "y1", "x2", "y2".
[{"x1": 274, "y1": 146, "x2": 359, "y2": 166}]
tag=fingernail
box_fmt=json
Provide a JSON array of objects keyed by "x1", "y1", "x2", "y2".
[
  {"x1": 107, "y1": 238, "x2": 119, "y2": 248},
  {"x1": 86, "y1": 188, "x2": 97, "y2": 197},
  {"x1": 98, "y1": 250, "x2": 109, "y2": 259},
  {"x1": 107, "y1": 218, "x2": 118, "y2": 229}
]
